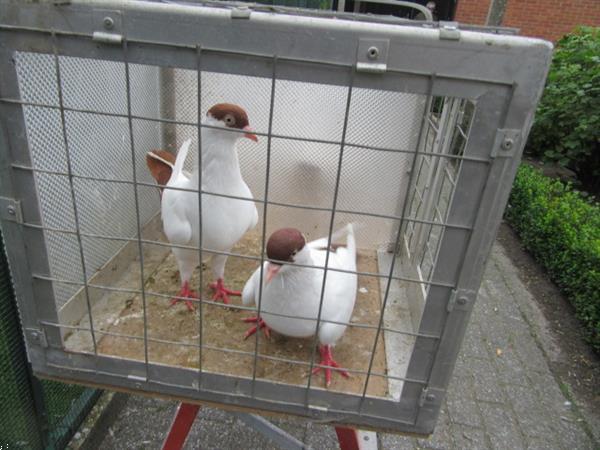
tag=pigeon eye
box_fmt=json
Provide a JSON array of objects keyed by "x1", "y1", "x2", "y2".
[{"x1": 224, "y1": 114, "x2": 235, "y2": 126}]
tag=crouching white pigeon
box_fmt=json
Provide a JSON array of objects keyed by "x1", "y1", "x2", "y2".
[
  {"x1": 146, "y1": 103, "x2": 259, "y2": 311},
  {"x1": 242, "y1": 224, "x2": 357, "y2": 387}
]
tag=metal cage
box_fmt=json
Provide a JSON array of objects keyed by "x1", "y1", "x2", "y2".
[{"x1": 0, "y1": 0, "x2": 552, "y2": 436}]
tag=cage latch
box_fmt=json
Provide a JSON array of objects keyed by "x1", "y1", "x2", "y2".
[
  {"x1": 93, "y1": 9, "x2": 123, "y2": 44},
  {"x1": 491, "y1": 129, "x2": 521, "y2": 158},
  {"x1": 26, "y1": 328, "x2": 48, "y2": 348},
  {"x1": 356, "y1": 39, "x2": 389, "y2": 74},
  {"x1": 0, "y1": 197, "x2": 23, "y2": 224},
  {"x1": 438, "y1": 22, "x2": 461, "y2": 41}
]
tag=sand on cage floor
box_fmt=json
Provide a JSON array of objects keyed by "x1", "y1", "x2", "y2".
[{"x1": 66, "y1": 231, "x2": 389, "y2": 397}]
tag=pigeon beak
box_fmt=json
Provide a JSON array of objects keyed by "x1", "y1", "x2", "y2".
[
  {"x1": 243, "y1": 125, "x2": 258, "y2": 142},
  {"x1": 265, "y1": 262, "x2": 281, "y2": 284}
]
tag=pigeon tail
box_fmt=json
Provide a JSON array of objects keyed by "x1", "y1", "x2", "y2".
[{"x1": 171, "y1": 139, "x2": 193, "y2": 182}]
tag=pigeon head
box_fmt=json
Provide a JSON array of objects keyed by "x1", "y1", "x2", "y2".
[
  {"x1": 206, "y1": 103, "x2": 258, "y2": 142},
  {"x1": 265, "y1": 228, "x2": 307, "y2": 283}
]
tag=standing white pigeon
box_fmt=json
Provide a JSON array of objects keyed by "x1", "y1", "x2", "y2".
[
  {"x1": 242, "y1": 224, "x2": 357, "y2": 387},
  {"x1": 147, "y1": 103, "x2": 259, "y2": 310}
]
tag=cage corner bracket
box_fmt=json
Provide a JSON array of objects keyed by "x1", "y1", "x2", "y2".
[
  {"x1": 356, "y1": 38, "x2": 389, "y2": 73},
  {"x1": 491, "y1": 129, "x2": 521, "y2": 158},
  {"x1": 447, "y1": 288, "x2": 476, "y2": 312},
  {"x1": 25, "y1": 328, "x2": 48, "y2": 348},
  {"x1": 0, "y1": 197, "x2": 23, "y2": 224}
]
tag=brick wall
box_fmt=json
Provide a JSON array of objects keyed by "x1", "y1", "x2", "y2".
[
  {"x1": 503, "y1": 0, "x2": 600, "y2": 42},
  {"x1": 454, "y1": 0, "x2": 600, "y2": 42},
  {"x1": 454, "y1": 0, "x2": 492, "y2": 25}
]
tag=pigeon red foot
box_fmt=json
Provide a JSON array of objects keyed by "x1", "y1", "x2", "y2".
[
  {"x1": 242, "y1": 316, "x2": 271, "y2": 340},
  {"x1": 170, "y1": 281, "x2": 198, "y2": 312},
  {"x1": 209, "y1": 278, "x2": 240, "y2": 304},
  {"x1": 311, "y1": 344, "x2": 350, "y2": 387}
]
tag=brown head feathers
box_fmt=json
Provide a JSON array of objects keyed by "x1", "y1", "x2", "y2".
[
  {"x1": 267, "y1": 228, "x2": 306, "y2": 264},
  {"x1": 207, "y1": 103, "x2": 250, "y2": 130}
]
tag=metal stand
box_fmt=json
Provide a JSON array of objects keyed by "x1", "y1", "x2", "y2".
[{"x1": 162, "y1": 402, "x2": 377, "y2": 450}]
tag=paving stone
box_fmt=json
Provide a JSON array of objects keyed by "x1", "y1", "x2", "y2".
[
  {"x1": 489, "y1": 432, "x2": 526, "y2": 450},
  {"x1": 304, "y1": 422, "x2": 340, "y2": 450},
  {"x1": 446, "y1": 396, "x2": 482, "y2": 428},
  {"x1": 379, "y1": 432, "x2": 416, "y2": 450},
  {"x1": 480, "y1": 403, "x2": 526, "y2": 450},
  {"x1": 491, "y1": 345, "x2": 530, "y2": 387},
  {"x1": 461, "y1": 323, "x2": 491, "y2": 360},
  {"x1": 470, "y1": 357, "x2": 507, "y2": 404},
  {"x1": 556, "y1": 420, "x2": 595, "y2": 450},
  {"x1": 512, "y1": 331, "x2": 550, "y2": 373},
  {"x1": 525, "y1": 436, "x2": 562, "y2": 450},
  {"x1": 446, "y1": 361, "x2": 476, "y2": 404},
  {"x1": 504, "y1": 384, "x2": 556, "y2": 439},
  {"x1": 450, "y1": 424, "x2": 489, "y2": 450},
  {"x1": 184, "y1": 418, "x2": 237, "y2": 450},
  {"x1": 527, "y1": 370, "x2": 570, "y2": 413},
  {"x1": 416, "y1": 416, "x2": 452, "y2": 449}
]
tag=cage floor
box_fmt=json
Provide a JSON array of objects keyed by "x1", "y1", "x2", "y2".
[{"x1": 64, "y1": 231, "x2": 389, "y2": 396}]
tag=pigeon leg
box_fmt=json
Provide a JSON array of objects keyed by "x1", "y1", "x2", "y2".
[
  {"x1": 311, "y1": 344, "x2": 350, "y2": 387},
  {"x1": 169, "y1": 281, "x2": 198, "y2": 312},
  {"x1": 209, "y1": 278, "x2": 241, "y2": 304},
  {"x1": 242, "y1": 316, "x2": 271, "y2": 340}
]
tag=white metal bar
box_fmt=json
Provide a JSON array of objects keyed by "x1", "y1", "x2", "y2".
[
  {"x1": 123, "y1": 37, "x2": 151, "y2": 380},
  {"x1": 51, "y1": 32, "x2": 98, "y2": 357},
  {"x1": 251, "y1": 55, "x2": 278, "y2": 394},
  {"x1": 304, "y1": 63, "x2": 355, "y2": 400}
]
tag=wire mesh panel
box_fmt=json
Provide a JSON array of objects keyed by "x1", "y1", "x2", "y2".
[{"x1": 0, "y1": 0, "x2": 552, "y2": 435}]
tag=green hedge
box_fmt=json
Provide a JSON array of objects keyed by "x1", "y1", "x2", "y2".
[
  {"x1": 527, "y1": 26, "x2": 600, "y2": 193},
  {"x1": 506, "y1": 165, "x2": 600, "y2": 351}
]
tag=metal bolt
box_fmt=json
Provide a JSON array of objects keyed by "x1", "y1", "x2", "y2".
[
  {"x1": 103, "y1": 17, "x2": 114, "y2": 30},
  {"x1": 7, "y1": 205, "x2": 16, "y2": 216},
  {"x1": 367, "y1": 46, "x2": 379, "y2": 60},
  {"x1": 426, "y1": 393, "x2": 436, "y2": 402},
  {"x1": 501, "y1": 138, "x2": 514, "y2": 150},
  {"x1": 457, "y1": 296, "x2": 468, "y2": 305}
]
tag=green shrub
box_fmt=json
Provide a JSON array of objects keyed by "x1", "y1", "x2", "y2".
[
  {"x1": 506, "y1": 165, "x2": 600, "y2": 351},
  {"x1": 527, "y1": 26, "x2": 600, "y2": 192}
]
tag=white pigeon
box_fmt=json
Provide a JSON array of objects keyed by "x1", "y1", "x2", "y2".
[
  {"x1": 147, "y1": 103, "x2": 259, "y2": 310},
  {"x1": 242, "y1": 224, "x2": 357, "y2": 386}
]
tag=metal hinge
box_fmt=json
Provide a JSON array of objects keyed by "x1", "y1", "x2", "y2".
[
  {"x1": 93, "y1": 9, "x2": 123, "y2": 44},
  {"x1": 26, "y1": 328, "x2": 48, "y2": 348},
  {"x1": 491, "y1": 129, "x2": 521, "y2": 158},
  {"x1": 439, "y1": 21, "x2": 460, "y2": 40},
  {"x1": 231, "y1": 6, "x2": 252, "y2": 18},
  {"x1": 0, "y1": 197, "x2": 23, "y2": 224},
  {"x1": 356, "y1": 38, "x2": 389, "y2": 74},
  {"x1": 419, "y1": 387, "x2": 435, "y2": 407}
]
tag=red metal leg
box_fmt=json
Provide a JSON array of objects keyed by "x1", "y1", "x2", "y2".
[
  {"x1": 335, "y1": 426, "x2": 361, "y2": 450},
  {"x1": 162, "y1": 403, "x2": 201, "y2": 450}
]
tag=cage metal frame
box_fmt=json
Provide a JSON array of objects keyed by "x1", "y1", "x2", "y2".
[{"x1": 0, "y1": 0, "x2": 552, "y2": 435}]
